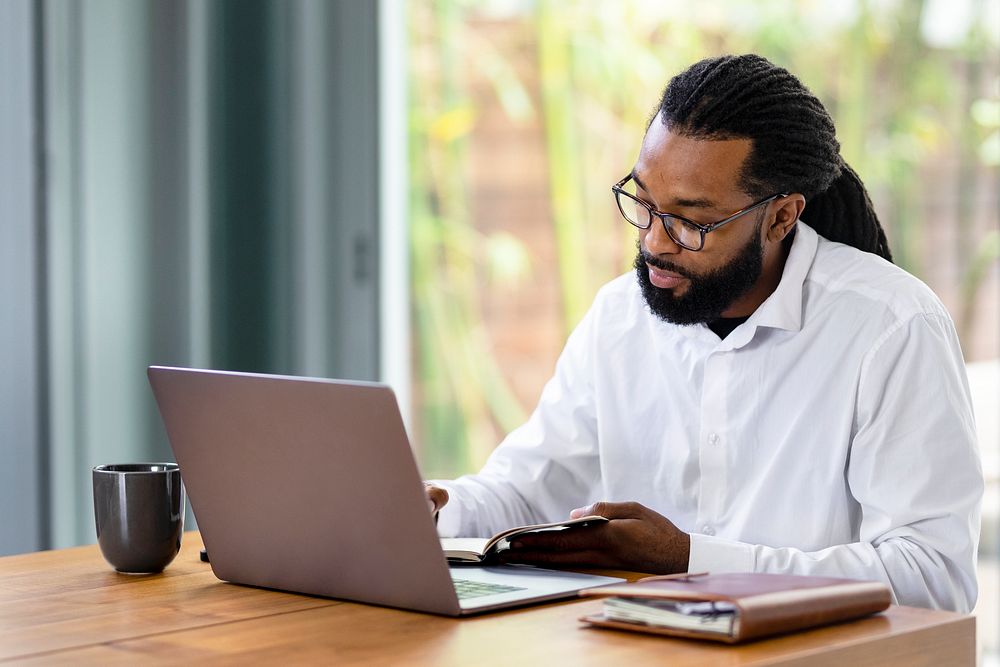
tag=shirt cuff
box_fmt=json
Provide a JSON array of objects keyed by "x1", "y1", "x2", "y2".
[
  {"x1": 688, "y1": 532, "x2": 755, "y2": 573},
  {"x1": 428, "y1": 480, "x2": 463, "y2": 537}
]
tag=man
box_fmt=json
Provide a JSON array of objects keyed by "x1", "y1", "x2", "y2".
[{"x1": 425, "y1": 54, "x2": 983, "y2": 612}]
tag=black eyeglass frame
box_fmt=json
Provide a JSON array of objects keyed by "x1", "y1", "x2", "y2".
[{"x1": 612, "y1": 174, "x2": 788, "y2": 251}]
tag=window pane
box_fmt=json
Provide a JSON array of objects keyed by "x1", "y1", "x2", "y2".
[{"x1": 407, "y1": 3, "x2": 998, "y2": 656}]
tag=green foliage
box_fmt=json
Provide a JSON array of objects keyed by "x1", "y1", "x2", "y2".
[{"x1": 409, "y1": 0, "x2": 1000, "y2": 476}]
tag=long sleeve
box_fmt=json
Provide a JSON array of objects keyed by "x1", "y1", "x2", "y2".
[
  {"x1": 689, "y1": 312, "x2": 983, "y2": 612},
  {"x1": 427, "y1": 230, "x2": 982, "y2": 613},
  {"x1": 433, "y1": 305, "x2": 603, "y2": 538}
]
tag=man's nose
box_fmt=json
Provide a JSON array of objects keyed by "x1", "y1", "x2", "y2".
[{"x1": 642, "y1": 219, "x2": 683, "y2": 256}]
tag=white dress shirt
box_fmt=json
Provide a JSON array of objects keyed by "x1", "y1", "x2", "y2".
[{"x1": 434, "y1": 222, "x2": 983, "y2": 612}]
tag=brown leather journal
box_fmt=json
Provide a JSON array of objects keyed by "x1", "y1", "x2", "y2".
[{"x1": 579, "y1": 572, "x2": 892, "y2": 644}]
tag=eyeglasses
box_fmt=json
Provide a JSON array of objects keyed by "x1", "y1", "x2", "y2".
[{"x1": 612, "y1": 174, "x2": 787, "y2": 251}]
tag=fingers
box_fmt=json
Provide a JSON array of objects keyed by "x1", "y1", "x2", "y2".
[
  {"x1": 570, "y1": 500, "x2": 646, "y2": 520},
  {"x1": 510, "y1": 523, "x2": 614, "y2": 552},
  {"x1": 502, "y1": 502, "x2": 687, "y2": 574},
  {"x1": 423, "y1": 482, "x2": 449, "y2": 512}
]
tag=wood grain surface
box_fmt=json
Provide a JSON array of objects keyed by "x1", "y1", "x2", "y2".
[{"x1": 0, "y1": 532, "x2": 975, "y2": 666}]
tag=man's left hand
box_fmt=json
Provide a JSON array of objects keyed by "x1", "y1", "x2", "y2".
[{"x1": 498, "y1": 501, "x2": 690, "y2": 574}]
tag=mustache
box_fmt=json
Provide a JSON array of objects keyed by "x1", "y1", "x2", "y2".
[{"x1": 637, "y1": 248, "x2": 696, "y2": 280}]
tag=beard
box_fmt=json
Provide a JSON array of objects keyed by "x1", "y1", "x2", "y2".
[{"x1": 634, "y1": 220, "x2": 764, "y2": 325}]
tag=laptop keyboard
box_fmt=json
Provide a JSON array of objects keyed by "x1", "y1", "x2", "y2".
[{"x1": 452, "y1": 577, "x2": 526, "y2": 600}]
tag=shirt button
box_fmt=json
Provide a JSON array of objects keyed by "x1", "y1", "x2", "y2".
[
  {"x1": 702, "y1": 525, "x2": 715, "y2": 536},
  {"x1": 708, "y1": 433, "x2": 720, "y2": 446}
]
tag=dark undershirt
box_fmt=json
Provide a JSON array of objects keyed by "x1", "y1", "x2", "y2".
[{"x1": 707, "y1": 315, "x2": 750, "y2": 340}]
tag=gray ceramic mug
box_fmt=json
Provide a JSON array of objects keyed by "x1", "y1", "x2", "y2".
[{"x1": 92, "y1": 463, "x2": 185, "y2": 573}]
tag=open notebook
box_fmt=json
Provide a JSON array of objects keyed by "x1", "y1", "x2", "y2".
[{"x1": 442, "y1": 516, "x2": 608, "y2": 563}]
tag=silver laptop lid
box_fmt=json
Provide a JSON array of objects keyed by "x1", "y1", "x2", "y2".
[{"x1": 148, "y1": 366, "x2": 462, "y2": 616}]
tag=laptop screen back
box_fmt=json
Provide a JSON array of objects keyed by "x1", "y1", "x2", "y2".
[{"x1": 147, "y1": 366, "x2": 461, "y2": 615}]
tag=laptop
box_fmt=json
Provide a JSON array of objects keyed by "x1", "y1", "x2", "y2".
[{"x1": 147, "y1": 366, "x2": 624, "y2": 616}]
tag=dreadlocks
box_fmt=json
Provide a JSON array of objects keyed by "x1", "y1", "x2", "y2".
[{"x1": 657, "y1": 54, "x2": 893, "y2": 262}]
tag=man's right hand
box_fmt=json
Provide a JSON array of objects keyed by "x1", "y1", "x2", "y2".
[{"x1": 423, "y1": 482, "x2": 449, "y2": 514}]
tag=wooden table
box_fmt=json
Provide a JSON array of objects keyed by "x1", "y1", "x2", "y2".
[{"x1": 0, "y1": 532, "x2": 975, "y2": 665}]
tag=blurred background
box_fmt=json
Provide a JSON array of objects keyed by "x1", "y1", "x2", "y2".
[{"x1": 1, "y1": 0, "x2": 997, "y2": 660}]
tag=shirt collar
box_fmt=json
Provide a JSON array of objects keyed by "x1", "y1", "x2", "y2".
[{"x1": 717, "y1": 222, "x2": 819, "y2": 350}]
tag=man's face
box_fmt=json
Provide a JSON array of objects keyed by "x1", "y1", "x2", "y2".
[{"x1": 631, "y1": 117, "x2": 767, "y2": 324}]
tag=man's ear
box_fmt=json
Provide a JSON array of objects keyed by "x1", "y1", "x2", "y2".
[{"x1": 767, "y1": 194, "x2": 806, "y2": 242}]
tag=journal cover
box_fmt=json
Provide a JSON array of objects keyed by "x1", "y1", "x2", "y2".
[{"x1": 578, "y1": 572, "x2": 892, "y2": 643}]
